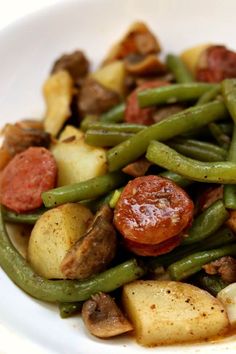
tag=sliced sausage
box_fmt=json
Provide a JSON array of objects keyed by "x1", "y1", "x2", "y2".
[
  {"x1": 114, "y1": 175, "x2": 194, "y2": 247},
  {"x1": 124, "y1": 80, "x2": 169, "y2": 125},
  {"x1": 124, "y1": 235, "x2": 182, "y2": 257},
  {"x1": 0, "y1": 147, "x2": 57, "y2": 213},
  {"x1": 196, "y1": 45, "x2": 236, "y2": 83}
]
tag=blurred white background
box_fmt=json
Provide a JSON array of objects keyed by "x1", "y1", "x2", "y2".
[{"x1": 0, "y1": 0, "x2": 62, "y2": 30}]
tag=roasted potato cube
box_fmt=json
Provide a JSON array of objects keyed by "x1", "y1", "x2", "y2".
[
  {"x1": 43, "y1": 70, "x2": 73, "y2": 137},
  {"x1": 28, "y1": 203, "x2": 93, "y2": 279},
  {"x1": 51, "y1": 125, "x2": 107, "y2": 186},
  {"x1": 180, "y1": 44, "x2": 211, "y2": 75},
  {"x1": 122, "y1": 280, "x2": 229, "y2": 346},
  {"x1": 91, "y1": 61, "x2": 126, "y2": 96}
]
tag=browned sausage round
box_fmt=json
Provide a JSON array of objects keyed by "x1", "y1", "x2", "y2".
[
  {"x1": 124, "y1": 235, "x2": 182, "y2": 256},
  {"x1": 0, "y1": 147, "x2": 57, "y2": 213},
  {"x1": 196, "y1": 45, "x2": 236, "y2": 83},
  {"x1": 114, "y1": 175, "x2": 194, "y2": 248},
  {"x1": 124, "y1": 80, "x2": 169, "y2": 125}
]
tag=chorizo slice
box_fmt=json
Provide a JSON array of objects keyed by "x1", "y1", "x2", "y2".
[
  {"x1": 124, "y1": 80, "x2": 169, "y2": 125},
  {"x1": 196, "y1": 45, "x2": 236, "y2": 83},
  {"x1": 124, "y1": 235, "x2": 182, "y2": 257},
  {"x1": 0, "y1": 147, "x2": 57, "y2": 213},
  {"x1": 114, "y1": 175, "x2": 194, "y2": 246}
]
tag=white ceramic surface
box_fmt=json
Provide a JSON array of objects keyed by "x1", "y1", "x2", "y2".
[{"x1": 0, "y1": 0, "x2": 236, "y2": 353}]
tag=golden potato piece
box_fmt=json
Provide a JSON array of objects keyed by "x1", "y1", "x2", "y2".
[
  {"x1": 28, "y1": 203, "x2": 93, "y2": 279},
  {"x1": 43, "y1": 70, "x2": 73, "y2": 137},
  {"x1": 122, "y1": 280, "x2": 229, "y2": 346},
  {"x1": 180, "y1": 44, "x2": 211, "y2": 75},
  {"x1": 91, "y1": 61, "x2": 126, "y2": 96},
  {"x1": 51, "y1": 125, "x2": 107, "y2": 186},
  {"x1": 218, "y1": 283, "x2": 236, "y2": 327}
]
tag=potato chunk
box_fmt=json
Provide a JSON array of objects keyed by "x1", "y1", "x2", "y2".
[
  {"x1": 51, "y1": 125, "x2": 107, "y2": 186},
  {"x1": 218, "y1": 283, "x2": 236, "y2": 327},
  {"x1": 28, "y1": 203, "x2": 93, "y2": 279},
  {"x1": 43, "y1": 70, "x2": 73, "y2": 137},
  {"x1": 122, "y1": 280, "x2": 229, "y2": 346},
  {"x1": 180, "y1": 44, "x2": 211, "y2": 75},
  {"x1": 91, "y1": 61, "x2": 126, "y2": 96}
]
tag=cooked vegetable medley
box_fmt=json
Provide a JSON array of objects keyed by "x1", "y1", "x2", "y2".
[{"x1": 1, "y1": 21, "x2": 236, "y2": 347}]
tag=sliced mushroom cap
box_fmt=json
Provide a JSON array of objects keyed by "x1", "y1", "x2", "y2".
[
  {"x1": 78, "y1": 78, "x2": 120, "y2": 115},
  {"x1": 51, "y1": 50, "x2": 89, "y2": 83},
  {"x1": 104, "y1": 22, "x2": 161, "y2": 64},
  {"x1": 203, "y1": 256, "x2": 236, "y2": 283},
  {"x1": 122, "y1": 158, "x2": 151, "y2": 177},
  {"x1": 82, "y1": 292, "x2": 133, "y2": 338},
  {"x1": 1, "y1": 120, "x2": 50, "y2": 159},
  {"x1": 153, "y1": 104, "x2": 184, "y2": 123},
  {"x1": 124, "y1": 54, "x2": 166, "y2": 76},
  {"x1": 60, "y1": 205, "x2": 117, "y2": 279}
]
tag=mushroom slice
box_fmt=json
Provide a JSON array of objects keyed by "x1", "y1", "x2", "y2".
[
  {"x1": 124, "y1": 54, "x2": 166, "y2": 76},
  {"x1": 82, "y1": 292, "x2": 133, "y2": 338},
  {"x1": 2, "y1": 121, "x2": 50, "y2": 156},
  {"x1": 60, "y1": 205, "x2": 117, "y2": 279},
  {"x1": 0, "y1": 119, "x2": 51, "y2": 170},
  {"x1": 153, "y1": 104, "x2": 184, "y2": 123},
  {"x1": 78, "y1": 78, "x2": 120, "y2": 115},
  {"x1": 122, "y1": 158, "x2": 151, "y2": 177},
  {"x1": 104, "y1": 22, "x2": 161, "y2": 64},
  {"x1": 51, "y1": 50, "x2": 89, "y2": 84},
  {"x1": 203, "y1": 256, "x2": 236, "y2": 283}
]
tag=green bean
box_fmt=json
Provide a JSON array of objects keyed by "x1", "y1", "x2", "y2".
[
  {"x1": 85, "y1": 130, "x2": 133, "y2": 147},
  {"x1": 196, "y1": 84, "x2": 221, "y2": 106},
  {"x1": 83, "y1": 122, "x2": 144, "y2": 133},
  {"x1": 148, "y1": 226, "x2": 235, "y2": 268},
  {"x1": 0, "y1": 206, "x2": 144, "y2": 302},
  {"x1": 100, "y1": 103, "x2": 125, "y2": 123},
  {"x1": 2, "y1": 207, "x2": 44, "y2": 224},
  {"x1": 182, "y1": 200, "x2": 229, "y2": 245},
  {"x1": 166, "y1": 54, "x2": 194, "y2": 83},
  {"x1": 59, "y1": 302, "x2": 83, "y2": 318},
  {"x1": 224, "y1": 125, "x2": 236, "y2": 209},
  {"x1": 108, "y1": 101, "x2": 227, "y2": 171},
  {"x1": 138, "y1": 83, "x2": 217, "y2": 108},
  {"x1": 168, "y1": 138, "x2": 227, "y2": 162},
  {"x1": 81, "y1": 187, "x2": 124, "y2": 213},
  {"x1": 222, "y1": 79, "x2": 236, "y2": 123},
  {"x1": 208, "y1": 122, "x2": 230, "y2": 149},
  {"x1": 159, "y1": 171, "x2": 192, "y2": 188},
  {"x1": 146, "y1": 140, "x2": 236, "y2": 184},
  {"x1": 80, "y1": 115, "x2": 98, "y2": 131},
  {"x1": 195, "y1": 226, "x2": 235, "y2": 251},
  {"x1": 109, "y1": 189, "x2": 122, "y2": 208},
  {"x1": 168, "y1": 244, "x2": 236, "y2": 281},
  {"x1": 224, "y1": 185, "x2": 236, "y2": 209},
  {"x1": 42, "y1": 172, "x2": 128, "y2": 208},
  {"x1": 195, "y1": 274, "x2": 228, "y2": 296}
]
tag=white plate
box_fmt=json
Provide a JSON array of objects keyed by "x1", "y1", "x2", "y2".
[{"x1": 0, "y1": 0, "x2": 236, "y2": 353}]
